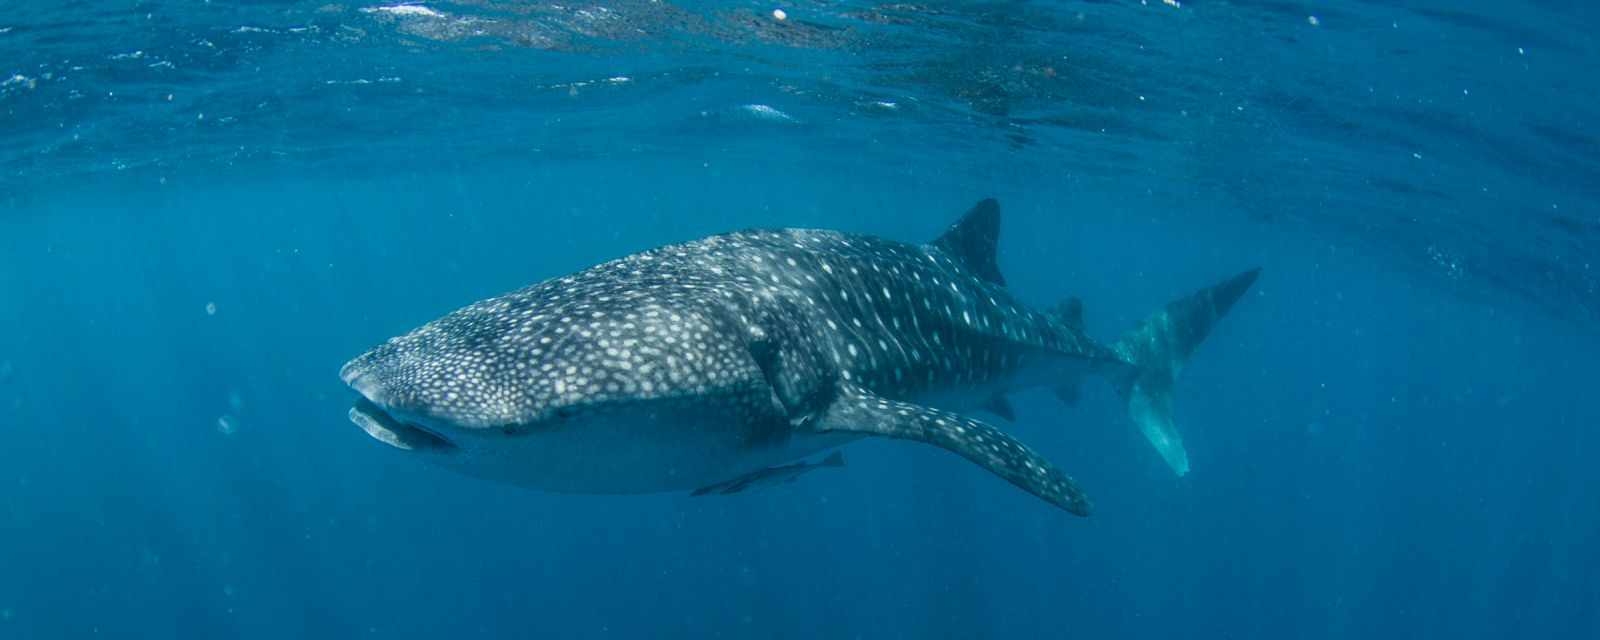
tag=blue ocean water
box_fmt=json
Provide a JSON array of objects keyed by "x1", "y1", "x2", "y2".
[{"x1": 2, "y1": 1, "x2": 1598, "y2": 638}]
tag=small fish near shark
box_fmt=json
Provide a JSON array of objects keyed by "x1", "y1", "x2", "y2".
[
  {"x1": 691, "y1": 451, "x2": 845, "y2": 496},
  {"x1": 340, "y1": 199, "x2": 1260, "y2": 516}
]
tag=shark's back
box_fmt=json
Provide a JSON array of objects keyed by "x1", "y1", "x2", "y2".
[{"x1": 661, "y1": 225, "x2": 1125, "y2": 410}]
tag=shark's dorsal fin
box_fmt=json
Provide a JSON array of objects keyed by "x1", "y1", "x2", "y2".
[
  {"x1": 811, "y1": 383, "x2": 1091, "y2": 515},
  {"x1": 932, "y1": 198, "x2": 1006, "y2": 286}
]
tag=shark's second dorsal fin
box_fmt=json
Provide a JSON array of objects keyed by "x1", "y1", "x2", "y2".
[
  {"x1": 931, "y1": 198, "x2": 1005, "y2": 286},
  {"x1": 1054, "y1": 297, "x2": 1085, "y2": 331}
]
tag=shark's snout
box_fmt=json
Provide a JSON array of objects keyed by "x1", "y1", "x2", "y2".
[
  {"x1": 340, "y1": 362, "x2": 386, "y2": 405},
  {"x1": 341, "y1": 355, "x2": 462, "y2": 453}
]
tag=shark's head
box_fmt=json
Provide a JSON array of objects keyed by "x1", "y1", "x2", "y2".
[
  {"x1": 339, "y1": 298, "x2": 539, "y2": 454},
  {"x1": 339, "y1": 278, "x2": 769, "y2": 466}
]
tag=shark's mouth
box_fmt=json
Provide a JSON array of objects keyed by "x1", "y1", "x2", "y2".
[{"x1": 348, "y1": 397, "x2": 458, "y2": 453}]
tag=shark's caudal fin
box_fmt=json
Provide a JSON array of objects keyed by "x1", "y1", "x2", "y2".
[{"x1": 1111, "y1": 268, "x2": 1261, "y2": 476}]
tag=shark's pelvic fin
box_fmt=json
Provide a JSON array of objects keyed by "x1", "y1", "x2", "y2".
[
  {"x1": 1053, "y1": 383, "x2": 1081, "y2": 408},
  {"x1": 812, "y1": 383, "x2": 1092, "y2": 516},
  {"x1": 931, "y1": 198, "x2": 1006, "y2": 287},
  {"x1": 1111, "y1": 268, "x2": 1261, "y2": 476}
]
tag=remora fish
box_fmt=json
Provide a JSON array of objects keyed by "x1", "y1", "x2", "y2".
[
  {"x1": 340, "y1": 199, "x2": 1259, "y2": 515},
  {"x1": 689, "y1": 451, "x2": 845, "y2": 496}
]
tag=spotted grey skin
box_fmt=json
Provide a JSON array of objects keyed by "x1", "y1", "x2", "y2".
[{"x1": 341, "y1": 199, "x2": 1260, "y2": 515}]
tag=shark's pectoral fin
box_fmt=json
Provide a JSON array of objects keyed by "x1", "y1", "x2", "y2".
[{"x1": 812, "y1": 385, "x2": 1092, "y2": 516}]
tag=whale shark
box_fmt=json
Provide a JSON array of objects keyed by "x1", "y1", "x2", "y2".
[{"x1": 340, "y1": 199, "x2": 1259, "y2": 515}]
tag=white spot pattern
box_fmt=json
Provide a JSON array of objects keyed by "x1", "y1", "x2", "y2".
[{"x1": 341, "y1": 226, "x2": 1113, "y2": 445}]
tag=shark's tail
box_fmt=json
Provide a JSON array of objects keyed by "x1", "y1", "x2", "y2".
[{"x1": 1109, "y1": 268, "x2": 1261, "y2": 476}]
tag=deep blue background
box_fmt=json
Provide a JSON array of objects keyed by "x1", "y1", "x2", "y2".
[
  {"x1": 3, "y1": 2, "x2": 1598, "y2": 638},
  {"x1": 4, "y1": 159, "x2": 1596, "y2": 638}
]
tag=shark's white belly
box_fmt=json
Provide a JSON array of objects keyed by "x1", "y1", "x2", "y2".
[{"x1": 427, "y1": 402, "x2": 857, "y2": 494}]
